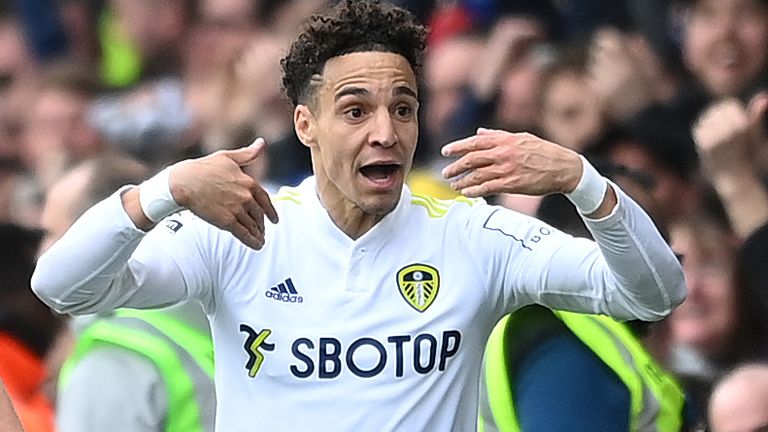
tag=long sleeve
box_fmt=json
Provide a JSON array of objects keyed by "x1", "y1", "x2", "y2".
[
  {"x1": 32, "y1": 189, "x2": 215, "y2": 316},
  {"x1": 471, "y1": 184, "x2": 686, "y2": 322}
]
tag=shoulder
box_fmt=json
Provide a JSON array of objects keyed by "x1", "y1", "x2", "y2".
[
  {"x1": 270, "y1": 184, "x2": 307, "y2": 207},
  {"x1": 407, "y1": 192, "x2": 486, "y2": 221}
]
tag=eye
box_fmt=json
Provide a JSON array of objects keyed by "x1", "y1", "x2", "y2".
[
  {"x1": 344, "y1": 107, "x2": 364, "y2": 120},
  {"x1": 395, "y1": 105, "x2": 413, "y2": 119}
]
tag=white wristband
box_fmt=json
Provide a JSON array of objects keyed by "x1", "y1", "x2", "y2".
[
  {"x1": 564, "y1": 155, "x2": 608, "y2": 214},
  {"x1": 138, "y1": 167, "x2": 182, "y2": 223}
]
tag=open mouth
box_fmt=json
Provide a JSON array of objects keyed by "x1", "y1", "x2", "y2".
[{"x1": 359, "y1": 164, "x2": 401, "y2": 186}]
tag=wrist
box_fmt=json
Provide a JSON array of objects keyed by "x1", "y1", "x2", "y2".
[
  {"x1": 138, "y1": 167, "x2": 183, "y2": 223},
  {"x1": 564, "y1": 155, "x2": 609, "y2": 214}
]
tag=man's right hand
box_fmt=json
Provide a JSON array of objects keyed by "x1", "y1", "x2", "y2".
[{"x1": 123, "y1": 139, "x2": 278, "y2": 250}]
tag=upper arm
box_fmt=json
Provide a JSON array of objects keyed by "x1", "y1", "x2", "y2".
[
  {"x1": 466, "y1": 205, "x2": 600, "y2": 315},
  {"x1": 467, "y1": 197, "x2": 683, "y2": 320},
  {"x1": 130, "y1": 213, "x2": 219, "y2": 314},
  {"x1": 32, "y1": 194, "x2": 219, "y2": 316}
]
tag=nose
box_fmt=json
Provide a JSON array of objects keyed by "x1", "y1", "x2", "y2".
[
  {"x1": 368, "y1": 108, "x2": 398, "y2": 148},
  {"x1": 682, "y1": 264, "x2": 708, "y2": 300},
  {"x1": 712, "y1": 10, "x2": 739, "y2": 39}
]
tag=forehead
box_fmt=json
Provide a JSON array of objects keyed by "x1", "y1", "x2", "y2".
[
  {"x1": 689, "y1": 0, "x2": 768, "y2": 13},
  {"x1": 319, "y1": 51, "x2": 418, "y2": 99}
]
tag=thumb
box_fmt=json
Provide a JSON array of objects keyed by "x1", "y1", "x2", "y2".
[
  {"x1": 224, "y1": 138, "x2": 266, "y2": 166},
  {"x1": 747, "y1": 91, "x2": 768, "y2": 126}
]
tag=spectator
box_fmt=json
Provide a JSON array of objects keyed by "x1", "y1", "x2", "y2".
[
  {"x1": 19, "y1": 62, "x2": 103, "y2": 190},
  {"x1": 538, "y1": 43, "x2": 604, "y2": 152},
  {"x1": 667, "y1": 197, "x2": 768, "y2": 421},
  {"x1": 682, "y1": 0, "x2": 768, "y2": 100},
  {"x1": 585, "y1": 118, "x2": 700, "y2": 228}
]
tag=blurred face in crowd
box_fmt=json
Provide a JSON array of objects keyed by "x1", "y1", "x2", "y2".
[
  {"x1": 111, "y1": 0, "x2": 186, "y2": 58},
  {"x1": 602, "y1": 140, "x2": 695, "y2": 224},
  {"x1": 669, "y1": 222, "x2": 739, "y2": 357},
  {"x1": 539, "y1": 69, "x2": 603, "y2": 152},
  {"x1": 684, "y1": 0, "x2": 768, "y2": 97},
  {"x1": 21, "y1": 88, "x2": 100, "y2": 171},
  {"x1": 0, "y1": 19, "x2": 31, "y2": 83},
  {"x1": 424, "y1": 36, "x2": 482, "y2": 141},
  {"x1": 496, "y1": 50, "x2": 546, "y2": 132},
  {"x1": 709, "y1": 365, "x2": 768, "y2": 432},
  {"x1": 199, "y1": 0, "x2": 255, "y2": 26},
  {"x1": 295, "y1": 52, "x2": 419, "y2": 223}
]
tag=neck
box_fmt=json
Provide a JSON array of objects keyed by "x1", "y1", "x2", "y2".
[{"x1": 316, "y1": 176, "x2": 384, "y2": 240}]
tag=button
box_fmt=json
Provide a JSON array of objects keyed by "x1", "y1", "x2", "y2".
[{"x1": 360, "y1": 247, "x2": 367, "y2": 253}]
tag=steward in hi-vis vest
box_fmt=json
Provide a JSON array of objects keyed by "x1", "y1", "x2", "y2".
[
  {"x1": 59, "y1": 309, "x2": 215, "y2": 432},
  {"x1": 479, "y1": 305, "x2": 686, "y2": 432}
]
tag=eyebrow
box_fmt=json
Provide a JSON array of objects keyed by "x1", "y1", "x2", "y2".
[
  {"x1": 334, "y1": 87, "x2": 369, "y2": 101},
  {"x1": 394, "y1": 86, "x2": 417, "y2": 99},
  {"x1": 333, "y1": 85, "x2": 418, "y2": 102}
]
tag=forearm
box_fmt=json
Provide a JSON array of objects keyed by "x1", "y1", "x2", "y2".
[
  {"x1": 32, "y1": 188, "x2": 187, "y2": 315},
  {"x1": 580, "y1": 184, "x2": 686, "y2": 320},
  {"x1": 556, "y1": 158, "x2": 685, "y2": 319},
  {"x1": 710, "y1": 169, "x2": 768, "y2": 239}
]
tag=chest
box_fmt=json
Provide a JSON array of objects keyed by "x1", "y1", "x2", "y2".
[{"x1": 213, "y1": 235, "x2": 487, "y2": 383}]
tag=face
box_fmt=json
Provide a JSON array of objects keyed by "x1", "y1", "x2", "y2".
[
  {"x1": 684, "y1": 0, "x2": 768, "y2": 97},
  {"x1": 496, "y1": 53, "x2": 544, "y2": 131},
  {"x1": 424, "y1": 36, "x2": 481, "y2": 140},
  {"x1": 111, "y1": 0, "x2": 184, "y2": 56},
  {"x1": 669, "y1": 222, "x2": 739, "y2": 357},
  {"x1": 539, "y1": 70, "x2": 603, "y2": 151},
  {"x1": 295, "y1": 52, "x2": 419, "y2": 218},
  {"x1": 605, "y1": 142, "x2": 695, "y2": 223},
  {"x1": 21, "y1": 88, "x2": 96, "y2": 170}
]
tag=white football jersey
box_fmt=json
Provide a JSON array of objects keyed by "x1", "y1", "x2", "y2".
[{"x1": 34, "y1": 176, "x2": 684, "y2": 431}]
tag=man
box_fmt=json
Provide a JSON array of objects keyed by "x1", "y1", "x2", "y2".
[
  {"x1": 38, "y1": 153, "x2": 216, "y2": 432},
  {"x1": 708, "y1": 363, "x2": 768, "y2": 432},
  {"x1": 32, "y1": 1, "x2": 686, "y2": 430}
]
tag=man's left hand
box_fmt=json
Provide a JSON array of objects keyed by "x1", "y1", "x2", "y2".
[{"x1": 441, "y1": 128, "x2": 582, "y2": 198}]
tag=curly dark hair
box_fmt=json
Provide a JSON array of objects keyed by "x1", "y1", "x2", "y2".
[{"x1": 281, "y1": 0, "x2": 427, "y2": 107}]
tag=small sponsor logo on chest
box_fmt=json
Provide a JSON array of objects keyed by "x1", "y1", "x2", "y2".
[{"x1": 265, "y1": 278, "x2": 303, "y2": 303}]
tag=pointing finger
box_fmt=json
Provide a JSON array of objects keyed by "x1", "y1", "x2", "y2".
[
  {"x1": 441, "y1": 150, "x2": 496, "y2": 179},
  {"x1": 441, "y1": 135, "x2": 494, "y2": 157},
  {"x1": 252, "y1": 184, "x2": 279, "y2": 224}
]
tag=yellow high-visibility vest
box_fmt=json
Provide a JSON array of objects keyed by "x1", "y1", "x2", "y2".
[{"x1": 479, "y1": 306, "x2": 685, "y2": 432}]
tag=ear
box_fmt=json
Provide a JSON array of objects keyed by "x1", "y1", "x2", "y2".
[{"x1": 294, "y1": 105, "x2": 317, "y2": 148}]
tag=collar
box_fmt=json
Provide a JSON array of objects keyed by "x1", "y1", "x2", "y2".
[{"x1": 297, "y1": 176, "x2": 411, "y2": 250}]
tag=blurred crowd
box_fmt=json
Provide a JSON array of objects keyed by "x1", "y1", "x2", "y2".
[{"x1": 2, "y1": 0, "x2": 768, "y2": 431}]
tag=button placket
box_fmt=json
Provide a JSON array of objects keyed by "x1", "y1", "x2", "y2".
[{"x1": 346, "y1": 246, "x2": 368, "y2": 292}]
